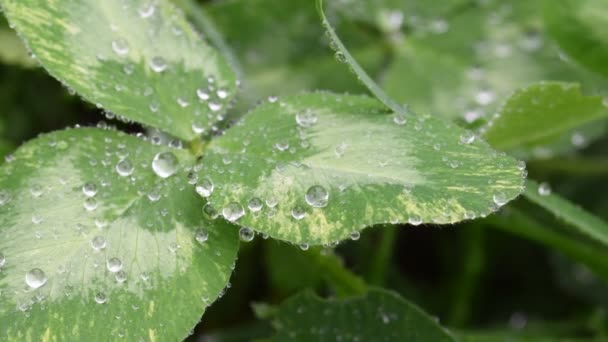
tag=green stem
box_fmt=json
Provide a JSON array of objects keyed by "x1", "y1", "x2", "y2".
[
  {"x1": 448, "y1": 224, "x2": 484, "y2": 327},
  {"x1": 308, "y1": 248, "x2": 367, "y2": 297},
  {"x1": 368, "y1": 225, "x2": 397, "y2": 286},
  {"x1": 488, "y1": 209, "x2": 608, "y2": 281}
]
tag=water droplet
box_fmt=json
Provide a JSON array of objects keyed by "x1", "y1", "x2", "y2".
[
  {"x1": 459, "y1": 131, "x2": 475, "y2": 144},
  {"x1": 147, "y1": 188, "x2": 161, "y2": 202},
  {"x1": 493, "y1": 192, "x2": 508, "y2": 206},
  {"x1": 0, "y1": 191, "x2": 10, "y2": 205},
  {"x1": 408, "y1": 215, "x2": 422, "y2": 226},
  {"x1": 82, "y1": 182, "x2": 97, "y2": 197},
  {"x1": 203, "y1": 204, "x2": 219, "y2": 219},
  {"x1": 195, "y1": 178, "x2": 214, "y2": 197},
  {"x1": 393, "y1": 113, "x2": 407, "y2": 125},
  {"x1": 350, "y1": 231, "x2": 360, "y2": 241},
  {"x1": 195, "y1": 229, "x2": 209, "y2": 244},
  {"x1": 111, "y1": 39, "x2": 129, "y2": 56},
  {"x1": 239, "y1": 227, "x2": 254, "y2": 242},
  {"x1": 91, "y1": 236, "x2": 106, "y2": 251},
  {"x1": 335, "y1": 51, "x2": 346, "y2": 63},
  {"x1": 30, "y1": 184, "x2": 43, "y2": 197},
  {"x1": 291, "y1": 205, "x2": 306, "y2": 220},
  {"x1": 216, "y1": 89, "x2": 229, "y2": 99},
  {"x1": 196, "y1": 88, "x2": 210, "y2": 101},
  {"x1": 268, "y1": 95, "x2": 278, "y2": 103},
  {"x1": 299, "y1": 243, "x2": 309, "y2": 251},
  {"x1": 247, "y1": 197, "x2": 263, "y2": 212},
  {"x1": 138, "y1": 3, "x2": 155, "y2": 18},
  {"x1": 84, "y1": 197, "x2": 98, "y2": 211},
  {"x1": 223, "y1": 202, "x2": 244, "y2": 222},
  {"x1": 296, "y1": 110, "x2": 318, "y2": 128},
  {"x1": 25, "y1": 268, "x2": 47, "y2": 289},
  {"x1": 107, "y1": 257, "x2": 123, "y2": 273},
  {"x1": 208, "y1": 102, "x2": 222, "y2": 112},
  {"x1": 177, "y1": 97, "x2": 190, "y2": 108},
  {"x1": 305, "y1": 185, "x2": 329, "y2": 208},
  {"x1": 116, "y1": 159, "x2": 134, "y2": 177},
  {"x1": 538, "y1": 182, "x2": 552, "y2": 196},
  {"x1": 115, "y1": 271, "x2": 127, "y2": 283},
  {"x1": 152, "y1": 152, "x2": 178, "y2": 178},
  {"x1": 265, "y1": 196, "x2": 278, "y2": 208},
  {"x1": 150, "y1": 56, "x2": 167, "y2": 73},
  {"x1": 95, "y1": 292, "x2": 107, "y2": 304},
  {"x1": 274, "y1": 140, "x2": 289, "y2": 151}
]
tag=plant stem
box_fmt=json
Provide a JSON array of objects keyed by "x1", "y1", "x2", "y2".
[
  {"x1": 488, "y1": 209, "x2": 608, "y2": 281},
  {"x1": 368, "y1": 225, "x2": 397, "y2": 286},
  {"x1": 308, "y1": 248, "x2": 367, "y2": 297},
  {"x1": 448, "y1": 224, "x2": 484, "y2": 328}
]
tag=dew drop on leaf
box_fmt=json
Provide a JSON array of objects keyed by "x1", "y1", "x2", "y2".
[
  {"x1": 408, "y1": 215, "x2": 422, "y2": 226},
  {"x1": 84, "y1": 197, "x2": 98, "y2": 211},
  {"x1": 91, "y1": 236, "x2": 107, "y2": 251},
  {"x1": 538, "y1": 182, "x2": 552, "y2": 196},
  {"x1": 247, "y1": 197, "x2": 264, "y2": 212},
  {"x1": 393, "y1": 113, "x2": 407, "y2": 125},
  {"x1": 291, "y1": 205, "x2": 306, "y2": 220},
  {"x1": 25, "y1": 268, "x2": 47, "y2": 289},
  {"x1": 116, "y1": 159, "x2": 134, "y2": 177},
  {"x1": 106, "y1": 257, "x2": 123, "y2": 273},
  {"x1": 195, "y1": 229, "x2": 209, "y2": 244},
  {"x1": 115, "y1": 271, "x2": 127, "y2": 283},
  {"x1": 350, "y1": 231, "x2": 361, "y2": 241},
  {"x1": 239, "y1": 227, "x2": 254, "y2": 242},
  {"x1": 493, "y1": 192, "x2": 508, "y2": 206},
  {"x1": 95, "y1": 292, "x2": 108, "y2": 304},
  {"x1": 299, "y1": 243, "x2": 309, "y2": 251},
  {"x1": 82, "y1": 182, "x2": 98, "y2": 197},
  {"x1": 223, "y1": 202, "x2": 245, "y2": 222},
  {"x1": 150, "y1": 56, "x2": 167, "y2": 73},
  {"x1": 151, "y1": 152, "x2": 178, "y2": 178},
  {"x1": 195, "y1": 178, "x2": 214, "y2": 197},
  {"x1": 295, "y1": 110, "x2": 318, "y2": 128},
  {"x1": 305, "y1": 185, "x2": 329, "y2": 208},
  {"x1": 459, "y1": 131, "x2": 476, "y2": 144},
  {"x1": 111, "y1": 39, "x2": 129, "y2": 56}
]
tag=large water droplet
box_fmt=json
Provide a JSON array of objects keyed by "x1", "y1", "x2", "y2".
[
  {"x1": 25, "y1": 268, "x2": 47, "y2": 289},
  {"x1": 296, "y1": 110, "x2": 318, "y2": 128},
  {"x1": 152, "y1": 152, "x2": 178, "y2": 178},
  {"x1": 223, "y1": 202, "x2": 244, "y2": 222},
  {"x1": 84, "y1": 197, "x2": 98, "y2": 211},
  {"x1": 195, "y1": 178, "x2": 214, "y2": 197},
  {"x1": 116, "y1": 159, "x2": 134, "y2": 177},
  {"x1": 150, "y1": 56, "x2": 167, "y2": 73},
  {"x1": 305, "y1": 185, "x2": 329, "y2": 208},
  {"x1": 95, "y1": 292, "x2": 107, "y2": 304},
  {"x1": 291, "y1": 205, "x2": 306, "y2": 220},
  {"x1": 91, "y1": 236, "x2": 106, "y2": 251},
  {"x1": 538, "y1": 182, "x2": 552, "y2": 196},
  {"x1": 493, "y1": 192, "x2": 508, "y2": 206},
  {"x1": 195, "y1": 229, "x2": 209, "y2": 244},
  {"x1": 82, "y1": 182, "x2": 97, "y2": 197},
  {"x1": 239, "y1": 227, "x2": 254, "y2": 242},
  {"x1": 408, "y1": 215, "x2": 422, "y2": 226},
  {"x1": 203, "y1": 204, "x2": 219, "y2": 219},
  {"x1": 111, "y1": 39, "x2": 129, "y2": 56},
  {"x1": 115, "y1": 271, "x2": 127, "y2": 283},
  {"x1": 106, "y1": 257, "x2": 123, "y2": 273},
  {"x1": 247, "y1": 197, "x2": 263, "y2": 212}
]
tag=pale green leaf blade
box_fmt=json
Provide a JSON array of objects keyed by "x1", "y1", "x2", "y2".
[
  {"x1": 268, "y1": 289, "x2": 455, "y2": 342},
  {"x1": 0, "y1": 0, "x2": 238, "y2": 141},
  {"x1": 0, "y1": 128, "x2": 239, "y2": 341},
  {"x1": 199, "y1": 93, "x2": 525, "y2": 245},
  {"x1": 524, "y1": 179, "x2": 608, "y2": 247},
  {"x1": 483, "y1": 82, "x2": 608, "y2": 158},
  {"x1": 544, "y1": 0, "x2": 608, "y2": 78}
]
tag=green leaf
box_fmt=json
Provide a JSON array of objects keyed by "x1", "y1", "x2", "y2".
[
  {"x1": 523, "y1": 180, "x2": 608, "y2": 248},
  {"x1": 268, "y1": 289, "x2": 455, "y2": 342},
  {"x1": 206, "y1": 0, "x2": 384, "y2": 108},
  {"x1": 0, "y1": 128, "x2": 239, "y2": 341},
  {"x1": 199, "y1": 93, "x2": 525, "y2": 245},
  {"x1": 380, "y1": 1, "x2": 608, "y2": 123},
  {"x1": 0, "y1": 21, "x2": 36, "y2": 68},
  {"x1": 483, "y1": 82, "x2": 608, "y2": 159},
  {"x1": 0, "y1": 0, "x2": 237, "y2": 141},
  {"x1": 544, "y1": 0, "x2": 608, "y2": 78}
]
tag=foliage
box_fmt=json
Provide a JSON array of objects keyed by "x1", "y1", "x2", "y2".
[{"x1": 0, "y1": 0, "x2": 607, "y2": 341}]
